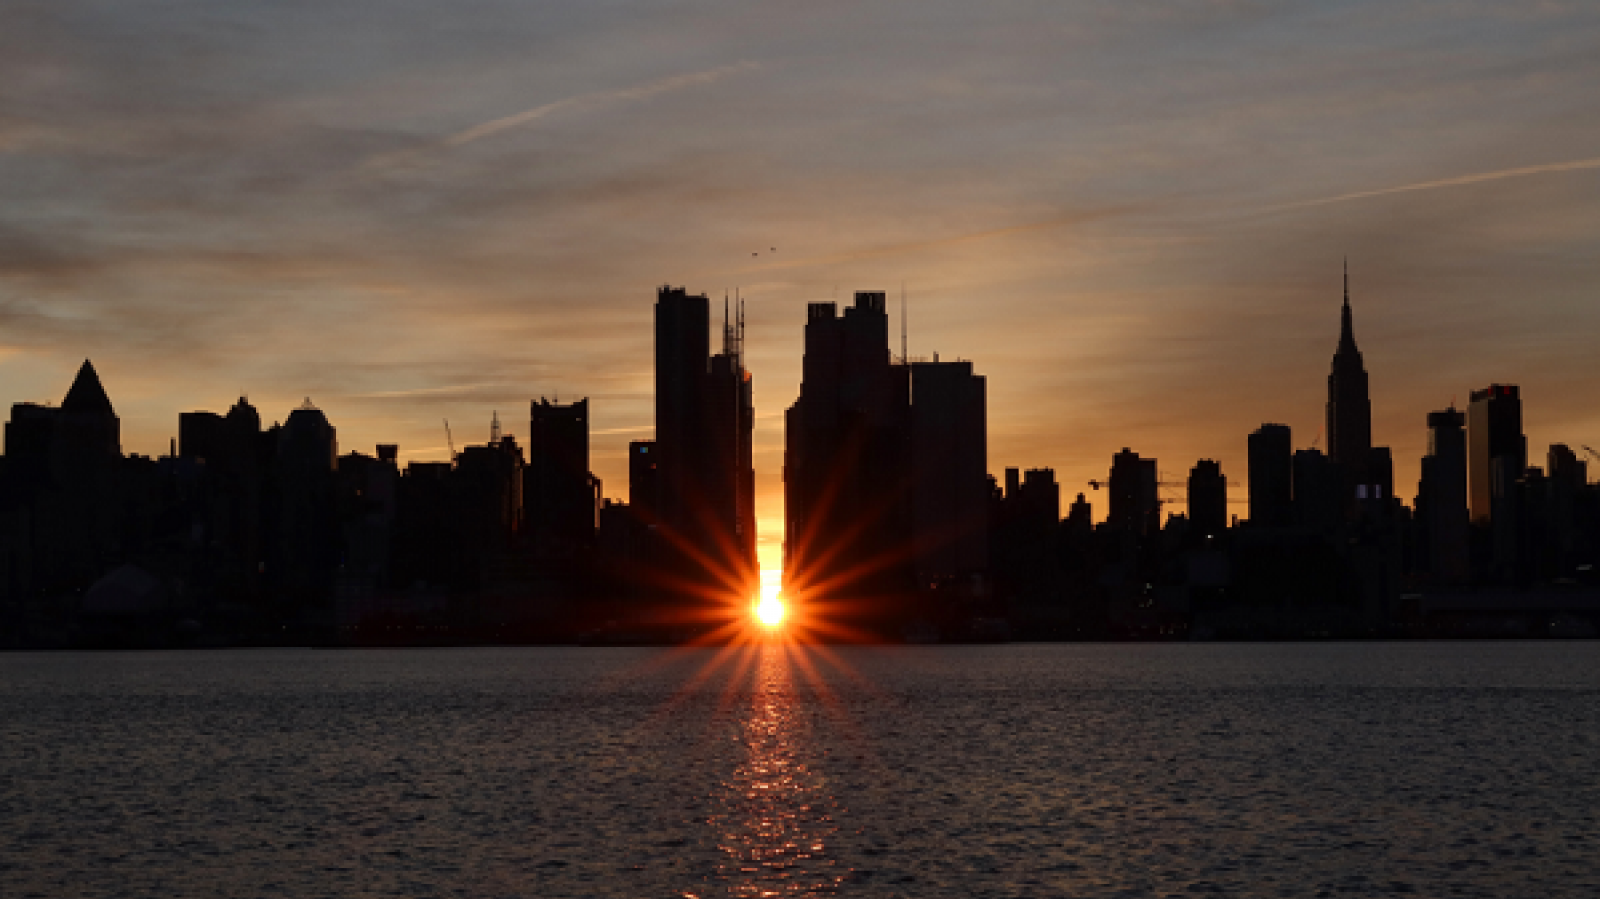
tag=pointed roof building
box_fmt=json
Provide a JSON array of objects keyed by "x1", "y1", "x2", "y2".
[
  {"x1": 61, "y1": 359, "x2": 116, "y2": 416},
  {"x1": 1326, "y1": 260, "x2": 1373, "y2": 493}
]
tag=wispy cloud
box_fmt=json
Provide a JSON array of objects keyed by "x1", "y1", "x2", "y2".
[
  {"x1": 447, "y1": 61, "x2": 759, "y2": 147},
  {"x1": 1275, "y1": 156, "x2": 1600, "y2": 210},
  {"x1": 3, "y1": 0, "x2": 1598, "y2": 572},
  {"x1": 593, "y1": 425, "x2": 655, "y2": 435},
  {"x1": 367, "y1": 61, "x2": 760, "y2": 171}
]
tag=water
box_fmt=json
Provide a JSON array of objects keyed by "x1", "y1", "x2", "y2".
[{"x1": 2, "y1": 642, "x2": 1596, "y2": 897}]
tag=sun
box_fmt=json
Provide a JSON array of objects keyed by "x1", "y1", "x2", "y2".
[{"x1": 754, "y1": 579, "x2": 786, "y2": 628}]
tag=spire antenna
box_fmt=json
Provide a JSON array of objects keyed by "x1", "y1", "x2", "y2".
[
  {"x1": 900, "y1": 281, "x2": 908, "y2": 364},
  {"x1": 1336, "y1": 258, "x2": 1358, "y2": 355}
]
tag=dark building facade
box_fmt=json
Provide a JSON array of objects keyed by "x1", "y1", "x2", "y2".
[
  {"x1": 1292, "y1": 448, "x2": 1341, "y2": 530},
  {"x1": 909, "y1": 359, "x2": 988, "y2": 584},
  {"x1": 1187, "y1": 459, "x2": 1227, "y2": 537},
  {"x1": 628, "y1": 440, "x2": 658, "y2": 525},
  {"x1": 654, "y1": 286, "x2": 711, "y2": 541},
  {"x1": 783, "y1": 291, "x2": 989, "y2": 630},
  {"x1": 459, "y1": 433, "x2": 526, "y2": 550},
  {"x1": 1468, "y1": 384, "x2": 1526, "y2": 580},
  {"x1": 176, "y1": 397, "x2": 267, "y2": 596},
  {"x1": 1247, "y1": 423, "x2": 1293, "y2": 527},
  {"x1": 1543, "y1": 444, "x2": 1590, "y2": 580},
  {"x1": 702, "y1": 304, "x2": 757, "y2": 591},
  {"x1": 650, "y1": 287, "x2": 757, "y2": 617},
  {"x1": 334, "y1": 445, "x2": 399, "y2": 608},
  {"x1": 526, "y1": 398, "x2": 593, "y2": 549},
  {"x1": 1107, "y1": 448, "x2": 1158, "y2": 536},
  {"x1": 1416, "y1": 407, "x2": 1470, "y2": 582},
  {"x1": 2, "y1": 361, "x2": 127, "y2": 599},
  {"x1": 1468, "y1": 384, "x2": 1525, "y2": 525},
  {"x1": 1065, "y1": 491, "x2": 1093, "y2": 540},
  {"x1": 784, "y1": 292, "x2": 908, "y2": 615},
  {"x1": 993, "y1": 467, "x2": 1060, "y2": 541},
  {"x1": 271, "y1": 401, "x2": 339, "y2": 599},
  {"x1": 391, "y1": 460, "x2": 460, "y2": 591}
]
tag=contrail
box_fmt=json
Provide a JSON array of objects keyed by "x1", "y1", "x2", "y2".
[
  {"x1": 1276, "y1": 156, "x2": 1600, "y2": 210},
  {"x1": 366, "y1": 61, "x2": 758, "y2": 171},
  {"x1": 441, "y1": 98, "x2": 578, "y2": 147},
  {"x1": 446, "y1": 61, "x2": 758, "y2": 147}
]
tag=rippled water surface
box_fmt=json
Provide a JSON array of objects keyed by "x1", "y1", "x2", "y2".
[{"x1": 3, "y1": 642, "x2": 1598, "y2": 897}]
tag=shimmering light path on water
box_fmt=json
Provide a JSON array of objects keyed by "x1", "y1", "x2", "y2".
[
  {"x1": 704, "y1": 644, "x2": 842, "y2": 896},
  {"x1": 2, "y1": 643, "x2": 1598, "y2": 897}
]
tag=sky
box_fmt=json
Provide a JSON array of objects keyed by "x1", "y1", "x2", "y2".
[{"x1": 3, "y1": 1, "x2": 1599, "y2": 574}]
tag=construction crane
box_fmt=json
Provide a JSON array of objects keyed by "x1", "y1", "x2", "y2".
[
  {"x1": 1582, "y1": 445, "x2": 1600, "y2": 466},
  {"x1": 444, "y1": 419, "x2": 455, "y2": 458}
]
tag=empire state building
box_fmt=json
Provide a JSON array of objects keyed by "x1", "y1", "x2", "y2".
[{"x1": 1326, "y1": 262, "x2": 1372, "y2": 493}]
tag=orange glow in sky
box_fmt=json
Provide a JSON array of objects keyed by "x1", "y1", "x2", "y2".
[
  {"x1": 5, "y1": 1, "x2": 1599, "y2": 574},
  {"x1": 755, "y1": 571, "x2": 786, "y2": 627},
  {"x1": 755, "y1": 593, "x2": 786, "y2": 628}
]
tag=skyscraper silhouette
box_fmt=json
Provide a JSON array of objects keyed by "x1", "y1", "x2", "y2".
[
  {"x1": 1417, "y1": 406, "x2": 1470, "y2": 581},
  {"x1": 628, "y1": 440, "x2": 658, "y2": 525},
  {"x1": 908, "y1": 358, "x2": 988, "y2": 585},
  {"x1": 176, "y1": 396, "x2": 267, "y2": 596},
  {"x1": 3, "y1": 360, "x2": 124, "y2": 596},
  {"x1": 1108, "y1": 448, "x2": 1158, "y2": 536},
  {"x1": 1247, "y1": 424, "x2": 1293, "y2": 527},
  {"x1": 783, "y1": 291, "x2": 988, "y2": 628},
  {"x1": 784, "y1": 292, "x2": 908, "y2": 614},
  {"x1": 1187, "y1": 459, "x2": 1227, "y2": 538},
  {"x1": 1292, "y1": 448, "x2": 1341, "y2": 530},
  {"x1": 1327, "y1": 263, "x2": 1372, "y2": 498},
  {"x1": 273, "y1": 399, "x2": 339, "y2": 597},
  {"x1": 1468, "y1": 385, "x2": 1525, "y2": 525},
  {"x1": 702, "y1": 301, "x2": 757, "y2": 590},
  {"x1": 1468, "y1": 384, "x2": 1526, "y2": 580},
  {"x1": 1545, "y1": 444, "x2": 1588, "y2": 579},
  {"x1": 655, "y1": 285, "x2": 710, "y2": 540},
  {"x1": 527, "y1": 398, "x2": 593, "y2": 549},
  {"x1": 652, "y1": 286, "x2": 757, "y2": 614}
]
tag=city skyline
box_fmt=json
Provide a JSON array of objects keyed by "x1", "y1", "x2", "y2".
[
  {"x1": 7, "y1": 266, "x2": 1593, "y2": 578},
  {"x1": 5, "y1": 3, "x2": 1600, "y2": 576}
]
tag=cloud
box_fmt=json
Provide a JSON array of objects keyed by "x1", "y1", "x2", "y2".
[
  {"x1": 2, "y1": 0, "x2": 1598, "y2": 565},
  {"x1": 365, "y1": 60, "x2": 760, "y2": 172},
  {"x1": 1273, "y1": 156, "x2": 1600, "y2": 211},
  {"x1": 450, "y1": 60, "x2": 759, "y2": 146}
]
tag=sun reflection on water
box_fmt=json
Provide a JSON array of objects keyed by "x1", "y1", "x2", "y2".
[{"x1": 705, "y1": 643, "x2": 843, "y2": 896}]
